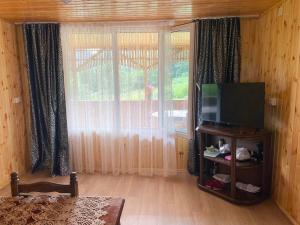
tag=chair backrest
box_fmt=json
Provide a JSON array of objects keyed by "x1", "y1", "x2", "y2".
[{"x1": 10, "y1": 172, "x2": 79, "y2": 197}]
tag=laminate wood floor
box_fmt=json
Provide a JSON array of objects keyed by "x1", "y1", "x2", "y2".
[{"x1": 0, "y1": 173, "x2": 292, "y2": 225}]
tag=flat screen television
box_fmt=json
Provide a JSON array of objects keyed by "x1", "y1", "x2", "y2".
[{"x1": 201, "y1": 83, "x2": 265, "y2": 129}]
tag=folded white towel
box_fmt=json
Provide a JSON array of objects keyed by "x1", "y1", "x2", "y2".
[
  {"x1": 213, "y1": 174, "x2": 231, "y2": 183},
  {"x1": 236, "y1": 182, "x2": 261, "y2": 193}
]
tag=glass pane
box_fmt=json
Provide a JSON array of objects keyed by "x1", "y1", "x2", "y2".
[
  {"x1": 118, "y1": 32, "x2": 159, "y2": 129},
  {"x1": 75, "y1": 33, "x2": 114, "y2": 102},
  {"x1": 171, "y1": 31, "x2": 190, "y2": 132},
  {"x1": 118, "y1": 32, "x2": 159, "y2": 101},
  {"x1": 71, "y1": 33, "x2": 116, "y2": 130},
  {"x1": 76, "y1": 49, "x2": 114, "y2": 101}
]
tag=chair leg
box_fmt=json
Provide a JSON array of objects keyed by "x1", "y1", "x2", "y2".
[{"x1": 10, "y1": 172, "x2": 19, "y2": 197}]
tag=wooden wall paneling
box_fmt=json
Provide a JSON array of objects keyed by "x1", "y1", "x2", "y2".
[
  {"x1": 0, "y1": 21, "x2": 11, "y2": 188},
  {"x1": 241, "y1": 0, "x2": 300, "y2": 224},
  {"x1": 0, "y1": 19, "x2": 28, "y2": 189},
  {"x1": 240, "y1": 18, "x2": 260, "y2": 82},
  {"x1": 0, "y1": 0, "x2": 279, "y2": 22},
  {"x1": 15, "y1": 25, "x2": 31, "y2": 170},
  {"x1": 278, "y1": 0, "x2": 297, "y2": 212},
  {"x1": 287, "y1": 0, "x2": 300, "y2": 221}
]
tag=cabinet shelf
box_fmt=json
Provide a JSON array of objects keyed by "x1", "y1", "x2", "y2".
[
  {"x1": 197, "y1": 177, "x2": 264, "y2": 205},
  {"x1": 198, "y1": 124, "x2": 269, "y2": 139},
  {"x1": 204, "y1": 156, "x2": 262, "y2": 169}
]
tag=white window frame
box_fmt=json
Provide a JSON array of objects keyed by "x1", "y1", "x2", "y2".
[{"x1": 171, "y1": 23, "x2": 194, "y2": 138}]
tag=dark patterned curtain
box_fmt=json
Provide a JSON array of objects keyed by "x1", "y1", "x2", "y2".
[
  {"x1": 188, "y1": 17, "x2": 240, "y2": 175},
  {"x1": 23, "y1": 24, "x2": 69, "y2": 176}
]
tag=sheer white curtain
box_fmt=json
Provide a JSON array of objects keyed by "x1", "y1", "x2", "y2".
[{"x1": 61, "y1": 23, "x2": 177, "y2": 176}]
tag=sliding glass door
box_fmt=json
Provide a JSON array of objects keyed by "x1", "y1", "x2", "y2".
[{"x1": 61, "y1": 23, "x2": 192, "y2": 175}]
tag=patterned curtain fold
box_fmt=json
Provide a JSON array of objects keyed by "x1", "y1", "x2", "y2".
[
  {"x1": 188, "y1": 17, "x2": 241, "y2": 175},
  {"x1": 23, "y1": 24, "x2": 69, "y2": 176}
]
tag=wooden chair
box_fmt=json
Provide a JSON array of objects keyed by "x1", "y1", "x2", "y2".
[{"x1": 10, "y1": 172, "x2": 79, "y2": 197}]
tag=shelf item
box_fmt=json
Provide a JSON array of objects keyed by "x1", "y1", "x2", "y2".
[
  {"x1": 204, "y1": 150, "x2": 220, "y2": 158},
  {"x1": 236, "y1": 147, "x2": 251, "y2": 161},
  {"x1": 204, "y1": 178, "x2": 225, "y2": 191},
  {"x1": 204, "y1": 146, "x2": 220, "y2": 157},
  {"x1": 213, "y1": 173, "x2": 231, "y2": 183},
  {"x1": 198, "y1": 124, "x2": 273, "y2": 205},
  {"x1": 219, "y1": 143, "x2": 230, "y2": 154},
  {"x1": 236, "y1": 182, "x2": 260, "y2": 193},
  {"x1": 225, "y1": 155, "x2": 232, "y2": 161}
]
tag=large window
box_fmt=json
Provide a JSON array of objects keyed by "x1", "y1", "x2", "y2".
[
  {"x1": 61, "y1": 24, "x2": 185, "y2": 176},
  {"x1": 70, "y1": 29, "x2": 191, "y2": 131}
]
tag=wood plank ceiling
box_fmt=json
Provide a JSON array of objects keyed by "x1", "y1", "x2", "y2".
[{"x1": 0, "y1": 0, "x2": 280, "y2": 22}]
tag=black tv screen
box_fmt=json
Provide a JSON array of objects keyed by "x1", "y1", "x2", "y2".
[{"x1": 201, "y1": 83, "x2": 265, "y2": 129}]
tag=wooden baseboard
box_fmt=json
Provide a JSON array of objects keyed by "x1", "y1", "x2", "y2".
[{"x1": 275, "y1": 201, "x2": 299, "y2": 225}]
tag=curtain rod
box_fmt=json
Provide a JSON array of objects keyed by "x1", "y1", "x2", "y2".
[
  {"x1": 15, "y1": 19, "x2": 174, "y2": 25},
  {"x1": 15, "y1": 22, "x2": 59, "y2": 25},
  {"x1": 172, "y1": 14, "x2": 259, "y2": 27},
  {"x1": 15, "y1": 15, "x2": 259, "y2": 26},
  {"x1": 192, "y1": 14, "x2": 259, "y2": 20}
]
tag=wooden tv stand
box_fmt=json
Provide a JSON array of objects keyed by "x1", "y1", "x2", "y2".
[{"x1": 197, "y1": 125, "x2": 273, "y2": 205}]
